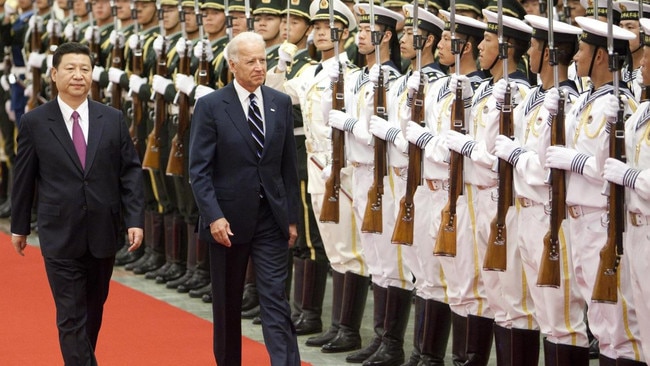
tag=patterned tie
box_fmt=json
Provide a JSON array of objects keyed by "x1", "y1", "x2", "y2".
[
  {"x1": 248, "y1": 93, "x2": 264, "y2": 159},
  {"x1": 71, "y1": 111, "x2": 86, "y2": 168}
]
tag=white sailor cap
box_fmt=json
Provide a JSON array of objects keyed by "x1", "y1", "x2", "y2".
[
  {"x1": 580, "y1": 0, "x2": 622, "y2": 24},
  {"x1": 618, "y1": 1, "x2": 650, "y2": 21},
  {"x1": 640, "y1": 18, "x2": 650, "y2": 45},
  {"x1": 402, "y1": 5, "x2": 445, "y2": 38},
  {"x1": 354, "y1": 3, "x2": 405, "y2": 30},
  {"x1": 310, "y1": 0, "x2": 357, "y2": 31},
  {"x1": 482, "y1": 9, "x2": 532, "y2": 42},
  {"x1": 575, "y1": 16, "x2": 636, "y2": 55},
  {"x1": 525, "y1": 14, "x2": 582, "y2": 43},
  {"x1": 439, "y1": 10, "x2": 486, "y2": 40}
]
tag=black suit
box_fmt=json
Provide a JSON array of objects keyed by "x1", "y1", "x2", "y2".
[
  {"x1": 189, "y1": 82, "x2": 301, "y2": 365},
  {"x1": 11, "y1": 99, "x2": 144, "y2": 365}
]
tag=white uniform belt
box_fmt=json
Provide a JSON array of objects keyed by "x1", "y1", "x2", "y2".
[
  {"x1": 426, "y1": 179, "x2": 447, "y2": 191},
  {"x1": 629, "y1": 211, "x2": 650, "y2": 227},
  {"x1": 517, "y1": 197, "x2": 541, "y2": 208},
  {"x1": 568, "y1": 205, "x2": 602, "y2": 219},
  {"x1": 306, "y1": 139, "x2": 331, "y2": 153}
]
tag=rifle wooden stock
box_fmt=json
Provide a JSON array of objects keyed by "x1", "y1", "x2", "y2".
[
  {"x1": 361, "y1": 72, "x2": 388, "y2": 233},
  {"x1": 28, "y1": 20, "x2": 42, "y2": 111},
  {"x1": 49, "y1": 31, "x2": 59, "y2": 100},
  {"x1": 166, "y1": 45, "x2": 195, "y2": 177},
  {"x1": 129, "y1": 46, "x2": 144, "y2": 151},
  {"x1": 537, "y1": 93, "x2": 566, "y2": 288},
  {"x1": 391, "y1": 77, "x2": 425, "y2": 245},
  {"x1": 483, "y1": 86, "x2": 513, "y2": 271},
  {"x1": 320, "y1": 69, "x2": 346, "y2": 223},
  {"x1": 434, "y1": 81, "x2": 465, "y2": 257},
  {"x1": 142, "y1": 46, "x2": 168, "y2": 171},
  {"x1": 592, "y1": 105, "x2": 625, "y2": 304},
  {"x1": 90, "y1": 30, "x2": 101, "y2": 101}
]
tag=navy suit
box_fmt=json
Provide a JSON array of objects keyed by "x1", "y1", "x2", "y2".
[
  {"x1": 189, "y1": 82, "x2": 301, "y2": 366},
  {"x1": 11, "y1": 99, "x2": 144, "y2": 365}
]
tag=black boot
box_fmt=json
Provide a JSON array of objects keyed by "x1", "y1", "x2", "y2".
[
  {"x1": 321, "y1": 272, "x2": 370, "y2": 353},
  {"x1": 464, "y1": 314, "x2": 494, "y2": 366},
  {"x1": 511, "y1": 328, "x2": 539, "y2": 366},
  {"x1": 362, "y1": 286, "x2": 413, "y2": 366},
  {"x1": 295, "y1": 259, "x2": 329, "y2": 335},
  {"x1": 124, "y1": 211, "x2": 155, "y2": 270},
  {"x1": 401, "y1": 296, "x2": 426, "y2": 366},
  {"x1": 599, "y1": 355, "x2": 617, "y2": 366},
  {"x1": 177, "y1": 236, "x2": 211, "y2": 292},
  {"x1": 153, "y1": 216, "x2": 187, "y2": 283},
  {"x1": 189, "y1": 282, "x2": 212, "y2": 298},
  {"x1": 292, "y1": 257, "x2": 305, "y2": 324},
  {"x1": 543, "y1": 338, "x2": 589, "y2": 366},
  {"x1": 418, "y1": 299, "x2": 451, "y2": 366},
  {"x1": 307, "y1": 270, "x2": 345, "y2": 347},
  {"x1": 346, "y1": 285, "x2": 388, "y2": 363},
  {"x1": 130, "y1": 211, "x2": 166, "y2": 274},
  {"x1": 617, "y1": 357, "x2": 648, "y2": 365},
  {"x1": 493, "y1": 324, "x2": 511, "y2": 366},
  {"x1": 451, "y1": 312, "x2": 468, "y2": 366},
  {"x1": 241, "y1": 260, "x2": 259, "y2": 311}
]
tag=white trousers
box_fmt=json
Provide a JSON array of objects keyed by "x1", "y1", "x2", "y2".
[{"x1": 626, "y1": 215, "x2": 650, "y2": 362}]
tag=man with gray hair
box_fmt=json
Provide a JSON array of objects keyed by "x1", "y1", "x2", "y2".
[{"x1": 189, "y1": 31, "x2": 302, "y2": 365}]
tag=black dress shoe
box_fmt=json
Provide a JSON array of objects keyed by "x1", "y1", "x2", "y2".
[
  {"x1": 241, "y1": 305, "x2": 260, "y2": 319},
  {"x1": 306, "y1": 326, "x2": 340, "y2": 347},
  {"x1": 125, "y1": 252, "x2": 151, "y2": 271},
  {"x1": 166, "y1": 269, "x2": 194, "y2": 289},
  {"x1": 132, "y1": 253, "x2": 165, "y2": 275},
  {"x1": 294, "y1": 314, "x2": 323, "y2": 336},
  {"x1": 189, "y1": 282, "x2": 212, "y2": 298},
  {"x1": 114, "y1": 246, "x2": 144, "y2": 266},
  {"x1": 177, "y1": 270, "x2": 210, "y2": 293},
  {"x1": 145, "y1": 262, "x2": 171, "y2": 280},
  {"x1": 321, "y1": 327, "x2": 362, "y2": 354},
  {"x1": 155, "y1": 263, "x2": 186, "y2": 284}
]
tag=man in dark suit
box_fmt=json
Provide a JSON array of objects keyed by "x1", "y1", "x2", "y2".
[
  {"x1": 10, "y1": 42, "x2": 144, "y2": 365},
  {"x1": 189, "y1": 31, "x2": 301, "y2": 366}
]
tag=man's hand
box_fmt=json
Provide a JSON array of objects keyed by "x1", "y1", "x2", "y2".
[
  {"x1": 210, "y1": 218, "x2": 233, "y2": 247},
  {"x1": 127, "y1": 228, "x2": 144, "y2": 252},
  {"x1": 288, "y1": 224, "x2": 298, "y2": 248},
  {"x1": 11, "y1": 235, "x2": 27, "y2": 256}
]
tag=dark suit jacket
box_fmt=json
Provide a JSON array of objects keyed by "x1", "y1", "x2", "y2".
[
  {"x1": 11, "y1": 99, "x2": 145, "y2": 259},
  {"x1": 189, "y1": 83, "x2": 299, "y2": 245}
]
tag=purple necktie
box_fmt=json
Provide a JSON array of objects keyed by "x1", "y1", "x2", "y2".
[{"x1": 72, "y1": 111, "x2": 86, "y2": 168}]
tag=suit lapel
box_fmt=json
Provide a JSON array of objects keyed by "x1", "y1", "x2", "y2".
[
  {"x1": 223, "y1": 83, "x2": 259, "y2": 157},
  {"x1": 47, "y1": 101, "x2": 85, "y2": 173},
  {"x1": 84, "y1": 101, "x2": 105, "y2": 173},
  {"x1": 260, "y1": 86, "x2": 277, "y2": 159}
]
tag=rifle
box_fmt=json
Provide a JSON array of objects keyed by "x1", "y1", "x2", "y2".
[
  {"x1": 86, "y1": 0, "x2": 101, "y2": 101},
  {"x1": 361, "y1": 1, "x2": 388, "y2": 233},
  {"x1": 392, "y1": 3, "x2": 423, "y2": 245},
  {"x1": 538, "y1": 4, "x2": 563, "y2": 287},
  {"x1": 639, "y1": 0, "x2": 650, "y2": 102},
  {"x1": 110, "y1": 0, "x2": 123, "y2": 110},
  {"x1": 129, "y1": 2, "x2": 144, "y2": 152},
  {"x1": 27, "y1": 4, "x2": 43, "y2": 111},
  {"x1": 434, "y1": 0, "x2": 465, "y2": 257},
  {"x1": 319, "y1": 0, "x2": 345, "y2": 223},
  {"x1": 142, "y1": 1, "x2": 167, "y2": 171},
  {"x1": 166, "y1": 0, "x2": 198, "y2": 177},
  {"x1": 48, "y1": 0, "x2": 60, "y2": 100},
  {"x1": 484, "y1": 1, "x2": 513, "y2": 271},
  {"x1": 592, "y1": 0, "x2": 624, "y2": 304}
]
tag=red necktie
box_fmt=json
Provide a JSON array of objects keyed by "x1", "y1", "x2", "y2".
[{"x1": 72, "y1": 111, "x2": 86, "y2": 168}]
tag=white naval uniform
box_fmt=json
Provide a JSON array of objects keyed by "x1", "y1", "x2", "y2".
[
  {"x1": 563, "y1": 83, "x2": 644, "y2": 361},
  {"x1": 515, "y1": 82, "x2": 589, "y2": 346},
  {"x1": 457, "y1": 72, "x2": 530, "y2": 323},
  {"x1": 265, "y1": 54, "x2": 366, "y2": 276},
  {"x1": 616, "y1": 100, "x2": 650, "y2": 362},
  {"x1": 388, "y1": 64, "x2": 447, "y2": 302},
  {"x1": 344, "y1": 62, "x2": 413, "y2": 290}
]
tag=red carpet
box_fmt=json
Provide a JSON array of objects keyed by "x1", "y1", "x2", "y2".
[{"x1": 0, "y1": 234, "x2": 310, "y2": 365}]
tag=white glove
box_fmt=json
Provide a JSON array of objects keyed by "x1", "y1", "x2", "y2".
[
  {"x1": 368, "y1": 64, "x2": 388, "y2": 87},
  {"x1": 4, "y1": 1, "x2": 17, "y2": 15},
  {"x1": 129, "y1": 74, "x2": 148, "y2": 95},
  {"x1": 28, "y1": 15, "x2": 40, "y2": 32},
  {"x1": 193, "y1": 39, "x2": 214, "y2": 62},
  {"x1": 603, "y1": 157, "x2": 639, "y2": 188},
  {"x1": 47, "y1": 19, "x2": 61, "y2": 36},
  {"x1": 493, "y1": 79, "x2": 517, "y2": 105},
  {"x1": 0, "y1": 75, "x2": 9, "y2": 92},
  {"x1": 544, "y1": 87, "x2": 560, "y2": 117},
  {"x1": 84, "y1": 26, "x2": 99, "y2": 43},
  {"x1": 194, "y1": 85, "x2": 214, "y2": 100},
  {"x1": 405, "y1": 121, "x2": 433, "y2": 149},
  {"x1": 445, "y1": 130, "x2": 475, "y2": 157},
  {"x1": 109, "y1": 30, "x2": 125, "y2": 47},
  {"x1": 327, "y1": 61, "x2": 340, "y2": 84},
  {"x1": 175, "y1": 37, "x2": 188, "y2": 56},
  {"x1": 24, "y1": 84, "x2": 33, "y2": 98},
  {"x1": 27, "y1": 52, "x2": 47, "y2": 69},
  {"x1": 321, "y1": 165, "x2": 332, "y2": 180},
  {"x1": 175, "y1": 73, "x2": 196, "y2": 96},
  {"x1": 128, "y1": 34, "x2": 144, "y2": 50},
  {"x1": 406, "y1": 71, "x2": 421, "y2": 99},
  {"x1": 64, "y1": 23, "x2": 76, "y2": 41},
  {"x1": 108, "y1": 67, "x2": 125, "y2": 85},
  {"x1": 276, "y1": 42, "x2": 297, "y2": 72},
  {"x1": 369, "y1": 115, "x2": 391, "y2": 139},
  {"x1": 602, "y1": 94, "x2": 622, "y2": 125},
  {"x1": 152, "y1": 75, "x2": 172, "y2": 95},
  {"x1": 92, "y1": 66, "x2": 105, "y2": 82},
  {"x1": 328, "y1": 110, "x2": 356, "y2": 132},
  {"x1": 545, "y1": 146, "x2": 590, "y2": 173},
  {"x1": 494, "y1": 135, "x2": 524, "y2": 166},
  {"x1": 153, "y1": 35, "x2": 170, "y2": 58},
  {"x1": 450, "y1": 74, "x2": 473, "y2": 100}
]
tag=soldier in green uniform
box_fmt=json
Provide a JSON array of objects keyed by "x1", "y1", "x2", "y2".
[
  {"x1": 83, "y1": 0, "x2": 115, "y2": 103},
  {"x1": 253, "y1": 0, "x2": 285, "y2": 70}
]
